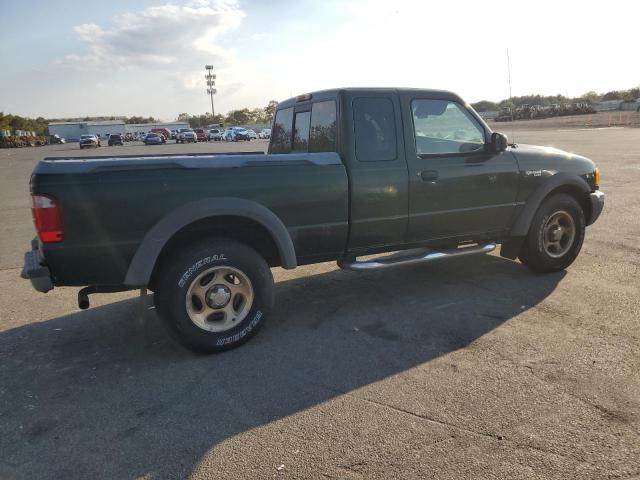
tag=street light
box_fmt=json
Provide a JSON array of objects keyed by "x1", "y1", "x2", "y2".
[{"x1": 205, "y1": 65, "x2": 216, "y2": 118}]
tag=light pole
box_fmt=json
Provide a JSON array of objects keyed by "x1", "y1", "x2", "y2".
[{"x1": 205, "y1": 65, "x2": 217, "y2": 119}]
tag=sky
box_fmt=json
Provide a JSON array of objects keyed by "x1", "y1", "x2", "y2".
[{"x1": 1, "y1": 0, "x2": 638, "y2": 120}]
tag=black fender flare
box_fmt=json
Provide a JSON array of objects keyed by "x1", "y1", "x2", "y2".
[
  {"x1": 124, "y1": 197, "x2": 297, "y2": 287},
  {"x1": 510, "y1": 173, "x2": 591, "y2": 237}
]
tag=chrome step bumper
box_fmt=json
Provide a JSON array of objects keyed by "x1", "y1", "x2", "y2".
[{"x1": 338, "y1": 243, "x2": 497, "y2": 271}]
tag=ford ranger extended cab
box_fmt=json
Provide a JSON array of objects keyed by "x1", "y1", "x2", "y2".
[{"x1": 22, "y1": 88, "x2": 604, "y2": 353}]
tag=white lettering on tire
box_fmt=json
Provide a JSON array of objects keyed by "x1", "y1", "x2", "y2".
[
  {"x1": 216, "y1": 310, "x2": 263, "y2": 346},
  {"x1": 177, "y1": 253, "x2": 227, "y2": 288}
]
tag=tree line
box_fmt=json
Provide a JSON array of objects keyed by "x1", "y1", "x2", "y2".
[
  {"x1": 176, "y1": 100, "x2": 278, "y2": 129},
  {"x1": 0, "y1": 112, "x2": 161, "y2": 137},
  {"x1": 0, "y1": 100, "x2": 279, "y2": 136},
  {"x1": 471, "y1": 87, "x2": 640, "y2": 112}
]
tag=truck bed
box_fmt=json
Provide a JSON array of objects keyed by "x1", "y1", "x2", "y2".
[{"x1": 31, "y1": 151, "x2": 349, "y2": 285}]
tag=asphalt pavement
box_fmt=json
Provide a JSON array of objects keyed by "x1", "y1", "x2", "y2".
[{"x1": 0, "y1": 133, "x2": 638, "y2": 479}]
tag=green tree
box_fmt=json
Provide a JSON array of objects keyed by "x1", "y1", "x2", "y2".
[
  {"x1": 126, "y1": 116, "x2": 158, "y2": 124},
  {"x1": 250, "y1": 107, "x2": 266, "y2": 124},
  {"x1": 225, "y1": 108, "x2": 252, "y2": 126},
  {"x1": 470, "y1": 100, "x2": 499, "y2": 112},
  {"x1": 581, "y1": 91, "x2": 600, "y2": 102},
  {"x1": 601, "y1": 91, "x2": 622, "y2": 101},
  {"x1": 264, "y1": 100, "x2": 278, "y2": 124}
]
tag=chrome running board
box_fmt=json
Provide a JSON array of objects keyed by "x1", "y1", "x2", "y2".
[{"x1": 337, "y1": 243, "x2": 496, "y2": 271}]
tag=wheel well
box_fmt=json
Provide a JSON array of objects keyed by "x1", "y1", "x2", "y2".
[
  {"x1": 544, "y1": 184, "x2": 591, "y2": 221},
  {"x1": 149, "y1": 215, "x2": 281, "y2": 290}
]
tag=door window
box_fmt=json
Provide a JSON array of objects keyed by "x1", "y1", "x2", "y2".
[{"x1": 411, "y1": 100, "x2": 485, "y2": 155}]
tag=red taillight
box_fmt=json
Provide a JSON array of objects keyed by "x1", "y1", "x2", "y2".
[{"x1": 31, "y1": 194, "x2": 63, "y2": 243}]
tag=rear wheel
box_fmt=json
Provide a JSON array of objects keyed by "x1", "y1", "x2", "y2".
[
  {"x1": 155, "y1": 239, "x2": 274, "y2": 353},
  {"x1": 519, "y1": 193, "x2": 585, "y2": 273}
]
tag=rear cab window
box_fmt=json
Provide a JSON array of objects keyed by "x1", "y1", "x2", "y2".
[
  {"x1": 270, "y1": 107, "x2": 294, "y2": 153},
  {"x1": 293, "y1": 111, "x2": 311, "y2": 152},
  {"x1": 309, "y1": 101, "x2": 337, "y2": 152},
  {"x1": 270, "y1": 100, "x2": 337, "y2": 154},
  {"x1": 353, "y1": 97, "x2": 397, "y2": 161}
]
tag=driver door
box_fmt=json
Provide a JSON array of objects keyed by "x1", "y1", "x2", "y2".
[{"x1": 400, "y1": 94, "x2": 520, "y2": 242}]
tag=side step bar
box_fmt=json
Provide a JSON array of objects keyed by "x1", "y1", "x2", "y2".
[{"x1": 337, "y1": 242, "x2": 496, "y2": 271}]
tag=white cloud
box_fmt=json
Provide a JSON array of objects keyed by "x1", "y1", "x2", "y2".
[
  {"x1": 250, "y1": 33, "x2": 272, "y2": 41},
  {"x1": 63, "y1": 0, "x2": 244, "y2": 69}
]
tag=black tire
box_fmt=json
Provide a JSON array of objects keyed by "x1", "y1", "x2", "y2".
[
  {"x1": 79, "y1": 145, "x2": 84, "y2": 149},
  {"x1": 155, "y1": 239, "x2": 274, "y2": 353},
  {"x1": 519, "y1": 193, "x2": 585, "y2": 273}
]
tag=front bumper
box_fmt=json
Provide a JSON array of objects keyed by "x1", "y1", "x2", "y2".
[
  {"x1": 21, "y1": 239, "x2": 54, "y2": 293},
  {"x1": 587, "y1": 191, "x2": 605, "y2": 226}
]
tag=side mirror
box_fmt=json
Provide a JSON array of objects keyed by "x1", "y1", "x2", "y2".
[{"x1": 491, "y1": 132, "x2": 508, "y2": 153}]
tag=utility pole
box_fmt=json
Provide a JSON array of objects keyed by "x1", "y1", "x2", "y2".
[{"x1": 205, "y1": 65, "x2": 217, "y2": 119}]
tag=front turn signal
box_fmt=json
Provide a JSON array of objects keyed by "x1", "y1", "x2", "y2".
[{"x1": 594, "y1": 168, "x2": 600, "y2": 190}]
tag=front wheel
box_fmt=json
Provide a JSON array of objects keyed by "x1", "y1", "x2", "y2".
[
  {"x1": 519, "y1": 193, "x2": 585, "y2": 273},
  {"x1": 155, "y1": 239, "x2": 274, "y2": 353}
]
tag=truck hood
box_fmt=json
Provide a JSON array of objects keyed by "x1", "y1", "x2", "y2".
[{"x1": 510, "y1": 143, "x2": 596, "y2": 177}]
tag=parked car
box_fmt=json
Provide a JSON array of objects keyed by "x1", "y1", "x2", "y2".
[
  {"x1": 176, "y1": 128, "x2": 196, "y2": 144},
  {"x1": 258, "y1": 129, "x2": 271, "y2": 139},
  {"x1": 143, "y1": 133, "x2": 165, "y2": 145},
  {"x1": 194, "y1": 128, "x2": 208, "y2": 142},
  {"x1": 22, "y1": 87, "x2": 604, "y2": 354},
  {"x1": 222, "y1": 128, "x2": 235, "y2": 141},
  {"x1": 245, "y1": 129, "x2": 258, "y2": 140},
  {"x1": 223, "y1": 127, "x2": 251, "y2": 141},
  {"x1": 170, "y1": 130, "x2": 178, "y2": 140},
  {"x1": 49, "y1": 134, "x2": 66, "y2": 144},
  {"x1": 108, "y1": 134, "x2": 124, "y2": 146},
  {"x1": 151, "y1": 128, "x2": 171, "y2": 140},
  {"x1": 208, "y1": 128, "x2": 223, "y2": 141},
  {"x1": 79, "y1": 134, "x2": 100, "y2": 149}
]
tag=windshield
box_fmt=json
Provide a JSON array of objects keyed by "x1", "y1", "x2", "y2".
[{"x1": 80, "y1": 135, "x2": 93, "y2": 139}]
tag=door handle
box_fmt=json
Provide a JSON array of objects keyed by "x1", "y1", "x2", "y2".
[{"x1": 418, "y1": 170, "x2": 439, "y2": 182}]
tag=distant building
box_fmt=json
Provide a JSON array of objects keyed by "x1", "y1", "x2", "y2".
[{"x1": 48, "y1": 120, "x2": 125, "y2": 142}]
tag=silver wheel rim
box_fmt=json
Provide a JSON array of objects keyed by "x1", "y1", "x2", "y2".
[
  {"x1": 185, "y1": 266, "x2": 254, "y2": 332},
  {"x1": 542, "y1": 210, "x2": 576, "y2": 258}
]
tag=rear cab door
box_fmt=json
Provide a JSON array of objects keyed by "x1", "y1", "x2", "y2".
[
  {"x1": 399, "y1": 91, "x2": 520, "y2": 242},
  {"x1": 341, "y1": 89, "x2": 410, "y2": 252}
]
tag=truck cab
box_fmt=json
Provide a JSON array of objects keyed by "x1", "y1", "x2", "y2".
[{"x1": 268, "y1": 89, "x2": 598, "y2": 257}]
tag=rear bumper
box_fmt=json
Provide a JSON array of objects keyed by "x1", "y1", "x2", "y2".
[
  {"x1": 21, "y1": 239, "x2": 54, "y2": 293},
  {"x1": 587, "y1": 191, "x2": 605, "y2": 226}
]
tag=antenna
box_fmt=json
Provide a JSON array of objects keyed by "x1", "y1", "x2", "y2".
[{"x1": 506, "y1": 48, "x2": 516, "y2": 144}]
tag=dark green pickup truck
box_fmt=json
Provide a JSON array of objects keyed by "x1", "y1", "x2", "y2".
[{"x1": 22, "y1": 88, "x2": 604, "y2": 352}]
